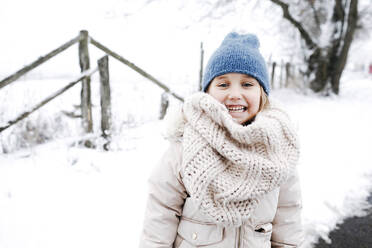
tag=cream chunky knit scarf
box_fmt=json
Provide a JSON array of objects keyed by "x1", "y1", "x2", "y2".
[{"x1": 181, "y1": 92, "x2": 299, "y2": 227}]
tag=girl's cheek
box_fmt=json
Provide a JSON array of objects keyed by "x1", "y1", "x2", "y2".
[{"x1": 249, "y1": 89, "x2": 261, "y2": 99}]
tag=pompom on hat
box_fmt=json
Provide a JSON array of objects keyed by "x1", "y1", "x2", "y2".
[{"x1": 202, "y1": 32, "x2": 270, "y2": 95}]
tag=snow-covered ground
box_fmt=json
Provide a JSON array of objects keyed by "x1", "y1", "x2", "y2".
[
  {"x1": 1, "y1": 72, "x2": 372, "y2": 248},
  {"x1": 2, "y1": 0, "x2": 372, "y2": 247},
  {"x1": 273, "y1": 73, "x2": 372, "y2": 246}
]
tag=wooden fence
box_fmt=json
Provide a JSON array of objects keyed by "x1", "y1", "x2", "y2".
[
  {"x1": 269, "y1": 60, "x2": 302, "y2": 90},
  {"x1": 0, "y1": 30, "x2": 183, "y2": 150},
  {"x1": 0, "y1": 32, "x2": 301, "y2": 150},
  {"x1": 197, "y1": 43, "x2": 302, "y2": 92}
]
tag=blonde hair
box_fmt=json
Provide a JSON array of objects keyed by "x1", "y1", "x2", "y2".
[{"x1": 258, "y1": 86, "x2": 269, "y2": 112}]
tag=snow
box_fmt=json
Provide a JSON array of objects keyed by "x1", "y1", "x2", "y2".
[
  {"x1": 1, "y1": 0, "x2": 372, "y2": 247},
  {"x1": 272, "y1": 73, "x2": 372, "y2": 246},
  {"x1": 1, "y1": 73, "x2": 372, "y2": 247},
  {"x1": 0, "y1": 121, "x2": 167, "y2": 248}
]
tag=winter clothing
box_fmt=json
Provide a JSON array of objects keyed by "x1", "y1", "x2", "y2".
[
  {"x1": 202, "y1": 32, "x2": 270, "y2": 95},
  {"x1": 181, "y1": 93, "x2": 299, "y2": 227},
  {"x1": 139, "y1": 94, "x2": 304, "y2": 248}
]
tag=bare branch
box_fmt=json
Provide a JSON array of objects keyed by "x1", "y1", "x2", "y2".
[
  {"x1": 269, "y1": 0, "x2": 317, "y2": 49},
  {"x1": 307, "y1": 0, "x2": 321, "y2": 29}
]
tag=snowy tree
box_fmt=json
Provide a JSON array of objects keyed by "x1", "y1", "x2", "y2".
[
  {"x1": 194, "y1": 0, "x2": 366, "y2": 94},
  {"x1": 128, "y1": 0, "x2": 370, "y2": 94},
  {"x1": 269, "y1": 0, "x2": 360, "y2": 94}
]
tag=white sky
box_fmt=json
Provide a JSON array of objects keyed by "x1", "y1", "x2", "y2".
[
  {"x1": 1, "y1": 0, "x2": 371, "y2": 84},
  {"x1": 0, "y1": 0, "x2": 284, "y2": 79}
]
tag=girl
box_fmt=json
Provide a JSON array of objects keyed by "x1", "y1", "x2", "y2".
[{"x1": 139, "y1": 32, "x2": 303, "y2": 248}]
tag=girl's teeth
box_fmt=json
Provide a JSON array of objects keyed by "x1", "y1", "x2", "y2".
[{"x1": 228, "y1": 106, "x2": 246, "y2": 112}]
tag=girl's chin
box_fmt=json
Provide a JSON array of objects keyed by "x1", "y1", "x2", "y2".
[
  {"x1": 229, "y1": 111, "x2": 247, "y2": 118},
  {"x1": 229, "y1": 113, "x2": 251, "y2": 124}
]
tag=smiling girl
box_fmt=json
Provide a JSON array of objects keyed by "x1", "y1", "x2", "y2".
[
  {"x1": 206, "y1": 73, "x2": 267, "y2": 125},
  {"x1": 139, "y1": 32, "x2": 303, "y2": 248}
]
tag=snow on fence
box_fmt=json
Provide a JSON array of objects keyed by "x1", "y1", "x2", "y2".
[
  {"x1": 0, "y1": 30, "x2": 183, "y2": 150},
  {"x1": 269, "y1": 60, "x2": 303, "y2": 90}
]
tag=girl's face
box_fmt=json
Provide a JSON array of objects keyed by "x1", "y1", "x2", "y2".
[{"x1": 207, "y1": 73, "x2": 261, "y2": 124}]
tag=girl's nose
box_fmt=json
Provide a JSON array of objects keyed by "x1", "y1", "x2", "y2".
[
  {"x1": 228, "y1": 94, "x2": 241, "y2": 100},
  {"x1": 228, "y1": 87, "x2": 242, "y2": 100}
]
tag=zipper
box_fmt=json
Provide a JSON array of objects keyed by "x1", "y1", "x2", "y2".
[{"x1": 236, "y1": 226, "x2": 242, "y2": 248}]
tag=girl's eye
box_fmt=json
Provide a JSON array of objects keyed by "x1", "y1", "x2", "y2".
[
  {"x1": 217, "y1": 82, "x2": 229, "y2": 87},
  {"x1": 242, "y1": 82, "x2": 253, "y2": 87}
]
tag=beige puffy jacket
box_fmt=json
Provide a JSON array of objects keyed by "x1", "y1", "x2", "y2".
[{"x1": 139, "y1": 140, "x2": 304, "y2": 248}]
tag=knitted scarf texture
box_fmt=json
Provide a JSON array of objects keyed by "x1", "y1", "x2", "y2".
[{"x1": 181, "y1": 92, "x2": 299, "y2": 227}]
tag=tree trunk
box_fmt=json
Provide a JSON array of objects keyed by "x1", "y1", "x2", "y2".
[
  {"x1": 330, "y1": 0, "x2": 359, "y2": 94},
  {"x1": 271, "y1": 0, "x2": 359, "y2": 95},
  {"x1": 308, "y1": 48, "x2": 329, "y2": 93}
]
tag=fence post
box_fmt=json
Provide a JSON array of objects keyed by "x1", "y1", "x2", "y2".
[
  {"x1": 199, "y1": 42, "x2": 204, "y2": 91},
  {"x1": 159, "y1": 92, "x2": 169, "y2": 120},
  {"x1": 271, "y1": 62, "x2": 276, "y2": 90},
  {"x1": 279, "y1": 60, "x2": 284, "y2": 88},
  {"x1": 285, "y1": 62, "x2": 291, "y2": 88},
  {"x1": 98, "y1": 56, "x2": 111, "y2": 150},
  {"x1": 79, "y1": 30, "x2": 93, "y2": 136}
]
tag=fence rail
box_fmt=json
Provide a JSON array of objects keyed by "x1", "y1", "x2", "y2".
[
  {"x1": 0, "y1": 35, "x2": 81, "y2": 90},
  {"x1": 90, "y1": 37, "x2": 183, "y2": 102},
  {"x1": 0, "y1": 68, "x2": 97, "y2": 133},
  {"x1": 0, "y1": 30, "x2": 183, "y2": 149}
]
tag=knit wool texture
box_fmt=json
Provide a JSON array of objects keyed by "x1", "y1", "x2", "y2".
[
  {"x1": 202, "y1": 32, "x2": 270, "y2": 95},
  {"x1": 181, "y1": 93, "x2": 299, "y2": 227}
]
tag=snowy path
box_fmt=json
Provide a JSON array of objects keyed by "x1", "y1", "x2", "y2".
[
  {"x1": 1, "y1": 77, "x2": 372, "y2": 247},
  {"x1": 314, "y1": 193, "x2": 372, "y2": 247}
]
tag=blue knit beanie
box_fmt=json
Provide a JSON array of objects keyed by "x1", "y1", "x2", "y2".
[{"x1": 202, "y1": 32, "x2": 270, "y2": 95}]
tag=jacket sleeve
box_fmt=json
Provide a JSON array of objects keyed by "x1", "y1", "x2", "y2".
[
  {"x1": 139, "y1": 143, "x2": 188, "y2": 248},
  {"x1": 271, "y1": 169, "x2": 304, "y2": 248}
]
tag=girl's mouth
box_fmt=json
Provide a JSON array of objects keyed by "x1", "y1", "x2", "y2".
[{"x1": 226, "y1": 105, "x2": 247, "y2": 113}]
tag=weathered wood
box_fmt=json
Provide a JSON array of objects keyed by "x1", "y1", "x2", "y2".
[
  {"x1": 89, "y1": 37, "x2": 184, "y2": 102},
  {"x1": 271, "y1": 62, "x2": 277, "y2": 90},
  {"x1": 98, "y1": 56, "x2": 112, "y2": 144},
  {"x1": 79, "y1": 30, "x2": 93, "y2": 133},
  {"x1": 159, "y1": 92, "x2": 169, "y2": 120},
  {"x1": 279, "y1": 60, "x2": 284, "y2": 88},
  {"x1": 0, "y1": 35, "x2": 81, "y2": 90},
  {"x1": 199, "y1": 42, "x2": 204, "y2": 91},
  {"x1": 285, "y1": 62, "x2": 291, "y2": 88},
  {"x1": 0, "y1": 69, "x2": 98, "y2": 133}
]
